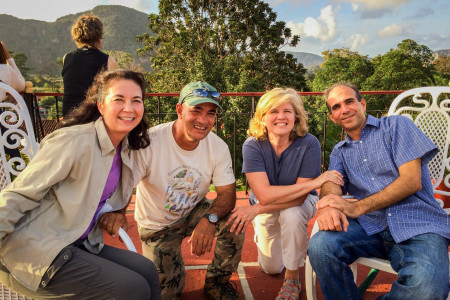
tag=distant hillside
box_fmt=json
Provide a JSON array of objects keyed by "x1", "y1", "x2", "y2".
[
  {"x1": 0, "y1": 5, "x2": 149, "y2": 75},
  {"x1": 287, "y1": 49, "x2": 449, "y2": 70},
  {"x1": 285, "y1": 51, "x2": 324, "y2": 68},
  {"x1": 434, "y1": 49, "x2": 450, "y2": 57}
]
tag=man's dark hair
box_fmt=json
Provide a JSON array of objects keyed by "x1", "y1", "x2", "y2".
[{"x1": 324, "y1": 82, "x2": 363, "y2": 113}]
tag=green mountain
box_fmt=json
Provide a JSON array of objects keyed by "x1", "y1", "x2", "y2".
[
  {"x1": 0, "y1": 5, "x2": 149, "y2": 75},
  {"x1": 285, "y1": 51, "x2": 323, "y2": 68}
]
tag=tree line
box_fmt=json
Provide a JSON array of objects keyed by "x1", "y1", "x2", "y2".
[{"x1": 10, "y1": 0, "x2": 450, "y2": 184}]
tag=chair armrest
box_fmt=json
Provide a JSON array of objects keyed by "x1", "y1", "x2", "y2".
[{"x1": 118, "y1": 227, "x2": 137, "y2": 253}]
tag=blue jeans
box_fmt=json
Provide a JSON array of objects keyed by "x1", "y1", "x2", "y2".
[{"x1": 307, "y1": 218, "x2": 449, "y2": 300}]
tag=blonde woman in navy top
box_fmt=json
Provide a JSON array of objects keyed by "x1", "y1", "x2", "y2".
[{"x1": 227, "y1": 88, "x2": 343, "y2": 300}]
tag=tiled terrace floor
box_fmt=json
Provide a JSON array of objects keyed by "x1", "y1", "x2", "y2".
[{"x1": 104, "y1": 192, "x2": 400, "y2": 300}]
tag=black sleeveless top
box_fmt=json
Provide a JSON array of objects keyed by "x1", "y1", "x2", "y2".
[{"x1": 61, "y1": 47, "x2": 108, "y2": 116}]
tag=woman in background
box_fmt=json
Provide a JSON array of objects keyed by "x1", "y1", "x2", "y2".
[
  {"x1": 0, "y1": 41, "x2": 25, "y2": 100},
  {"x1": 228, "y1": 88, "x2": 342, "y2": 300},
  {"x1": 62, "y1": 14, "x2": 118, "y2": 117},
  {"x1": 0, "y1": 69, "x2": 160, "y2": 300}
]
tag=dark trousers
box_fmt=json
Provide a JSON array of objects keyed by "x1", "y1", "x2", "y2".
[{"x1": 0, "y1": 244, "x2": 161, "y2": 300}]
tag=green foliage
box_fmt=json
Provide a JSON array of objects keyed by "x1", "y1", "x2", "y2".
[
  {"x1": 137, "y1": 0, "x2": 308, "y2": 181},
  {"x1": 362, "y1": 39, "x2": 437, "y2": 112},
  {"x1": 137, "y1": 0, "x2": 307, "y2": 92},
  {"x1": 9, "y1": 51, "x2": 32, "y2": 79},
  {"x1": 312, "y1": 48, "x2": 373, "y2": 93},
  {"x1": 434, "y1": 54, "x2": 450, "y2": 75},
  {"x1": 363, "y1": 40, "x2": 435, "y2": 91},
  {"x1": 104, "y1": 50, "x2": 144, "y2": 71},
  {"x1": 433, "y1": 54, "x2": 450, "y2": 85}
]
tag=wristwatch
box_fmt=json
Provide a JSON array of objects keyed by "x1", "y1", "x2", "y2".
[{"x1": 204, "y1": 213, "x2": 219, "y2": 224}]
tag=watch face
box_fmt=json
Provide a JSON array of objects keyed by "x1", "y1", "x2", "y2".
[{"x1": 208, "y1": 214, "x2": 219, "y2": 223}]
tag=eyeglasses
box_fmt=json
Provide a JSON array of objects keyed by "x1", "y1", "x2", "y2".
[{"x1": 181, "y1": 89, "x2": 222, "y2": 103}]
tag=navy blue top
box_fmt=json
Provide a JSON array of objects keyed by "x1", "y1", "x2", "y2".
[
  {"x1": 329, "y1": 115, "x2": 449, "y2": 243},
  {"x1": 242, "y1": 134, "x2": 321, "y2": 205}
]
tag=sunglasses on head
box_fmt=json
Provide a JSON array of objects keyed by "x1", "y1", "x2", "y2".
[{"x1": 181, "y1": 89, "x2": 222, "y2": 103}]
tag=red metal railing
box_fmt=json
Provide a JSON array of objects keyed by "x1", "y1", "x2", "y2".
[{"x1": 30, "y1": 90, "x2": 405, "y2": 178}]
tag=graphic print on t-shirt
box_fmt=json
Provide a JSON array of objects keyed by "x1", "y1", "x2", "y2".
[{"x1": 164, "y1": 166, "x2": 202, "y2": 219}]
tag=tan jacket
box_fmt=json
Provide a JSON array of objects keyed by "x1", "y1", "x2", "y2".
[{"x1": 0, "y1": 118, "x2": 135, "y2": 291}]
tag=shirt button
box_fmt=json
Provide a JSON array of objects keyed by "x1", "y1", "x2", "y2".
[
  {"x1": 359, "y1": 141, "x2": 363, "y2": 143},
  {"x1": 371, "y1": 178, "x2": 375, "y2": 180},
  {"x1": 364, "y1": 159, "x2": 367, "y2": 162},
  {"x1": 63, "y1": 255, "x2": 69, "y2": 260},
  {"x1": 41, "y1": 280, "x2": 46, "y2": 286},
  {"x1": 388, "y1": 213, "x2": 392, "y2": 216}
]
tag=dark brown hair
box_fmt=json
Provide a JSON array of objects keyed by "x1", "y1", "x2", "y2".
[
  {"x1": 324, "y1": 82, "x2": 363, "y2": 113},
  {"x1": 62, "y1": 69, "x2": 150, "y2": 150},
  {"x1": 71, "y1": 15, "x2": 103, "y2": 48}
]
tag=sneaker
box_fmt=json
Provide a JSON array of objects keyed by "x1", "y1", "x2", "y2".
[
  {"x1": 204, "y1": 276, "x2": 243, "y2": 300},
  {"x1": 275, "y1": 278, "x2": 301, "y2": 300}
]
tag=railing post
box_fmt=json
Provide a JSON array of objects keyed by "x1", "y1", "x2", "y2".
[
  {"x1": 23, "y1": 81, "x2": 36, "y2": 131},
  {"x1": 233, "y1": 113, "x2": 236, "y2": 177},
  {"x1": 157, "y1": 96, "x2": 161, "y2": 124},
  {"x1": 251, "y1": 96, "x2": 255, "y2": 117},
  {"x1": 322, "y1": 112, "x2": 327, "y2": 173},
  {"x1": 55, "y1": 96, "x2": 60, "y2": 123}
]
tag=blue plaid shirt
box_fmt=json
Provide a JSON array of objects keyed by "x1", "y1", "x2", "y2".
[{"x1": 329, "y1": 115, "x2": 450, "y2": 243}]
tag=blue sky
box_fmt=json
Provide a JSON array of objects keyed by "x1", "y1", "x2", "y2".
[{"x1": 3, "y1": 0, "x2": 449, "y2": 57}]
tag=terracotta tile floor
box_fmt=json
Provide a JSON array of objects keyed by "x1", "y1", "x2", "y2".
[{"x1": 104, "y1": 192, "x2": 403, "y2": 299}]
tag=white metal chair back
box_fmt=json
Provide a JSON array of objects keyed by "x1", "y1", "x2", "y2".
[
  {"x1": 305, "y1": 86, "x2": 450, "y2": 300},
  {"x1": 0, "y1": 82, "x2": 39, "y2": 190},
  {"x1": 388, "y1": 86, "x2": 450, "y2": 213}
]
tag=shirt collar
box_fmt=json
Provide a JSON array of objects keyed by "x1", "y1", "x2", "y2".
[
  {"x1": 94, "y1": 118, "x2": 129, "y2": 156},
  {"x1": 337, "y1": 115, "x2": 379, "y2": 147}
]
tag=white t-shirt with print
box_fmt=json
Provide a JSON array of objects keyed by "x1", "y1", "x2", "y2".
[{"x1": 133, "y1": 121, "x2": 235, "y2": 230}]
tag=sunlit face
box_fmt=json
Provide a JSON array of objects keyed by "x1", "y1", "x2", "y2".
[
  {"x1": 263, "y1": 102, "x2": 296, "y2": 139},
  {"x1": 327, "y1": 85, "x2": 367, "y2": 138},
  {"x1": 176, "y1": 102, "x2": 217, "y2": 147},
  {"x1": 97, "y1": 79, "x2": 144, "y2": 146}
]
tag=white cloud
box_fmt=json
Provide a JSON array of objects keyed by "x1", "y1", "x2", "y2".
[
  {"x1": 348, "y1": 33, "x2": 368, "y2": 50},
  {"x1": 287, "y1": 5, "x2": 338, "y2": 42},
  {"x1": 377, "y1": 23, "x2": 407, "y2": 37},
  {"x1": 335, "y1": 0, "x2": 411, "y2": 18}
]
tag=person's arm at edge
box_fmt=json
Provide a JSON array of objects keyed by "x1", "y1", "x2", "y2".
[{"x1": 107, "y1": 56, "x2": 118, "y2": 70}]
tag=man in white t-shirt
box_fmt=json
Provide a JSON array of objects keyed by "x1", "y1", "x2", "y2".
[{"x1": 132, "y1": 82, "x2": 244, "y2": 300}]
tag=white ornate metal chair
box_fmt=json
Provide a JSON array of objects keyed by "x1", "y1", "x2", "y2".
[
  {"x1": 0, "y1": 81, "x2": 39, "y2": 300},
  {"x1": 0, "y1": 82, "x2": 137, "y2": 299},
  {"x1": 305, "y1": 86, "x2": 450, "y2": 300},
  {"x1": 0, "y1": 82, "x2": 39, "y2": 190}
]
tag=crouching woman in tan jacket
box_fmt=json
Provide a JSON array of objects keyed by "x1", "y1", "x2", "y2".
[{"x1": 0, "y1": 69, "x2": 161, "y2": 300}]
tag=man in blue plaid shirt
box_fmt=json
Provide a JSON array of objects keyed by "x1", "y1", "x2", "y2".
[{"x1": 308, "y1": 82, "x2": 450, "y2": 300}]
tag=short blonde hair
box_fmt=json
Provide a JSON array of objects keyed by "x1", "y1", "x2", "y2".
[
  {"x1": 248, "y1": 88, "x2": 308, "y2": 140},
  {"x1": 71, "y1": 15, "x2": 103, "y2": 48}
]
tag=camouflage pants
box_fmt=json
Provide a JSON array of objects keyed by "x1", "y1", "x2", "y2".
[{"x1": 139, "y1": 198, "x2": 245, "y2": 300}]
